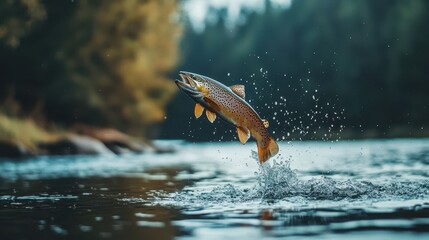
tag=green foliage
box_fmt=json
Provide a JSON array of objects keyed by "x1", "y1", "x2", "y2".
[
  {"x1": 0, "y1": 0, "x2": 46, "y2": 48},
  {"x1": 0, "y1": 0, "x2": 181, "y2": 137}
]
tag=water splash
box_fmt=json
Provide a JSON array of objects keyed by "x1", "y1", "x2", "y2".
[
  {"x1": 156, "y1": 149, "x2": 429, "y2": 208},
  {"x1": 253, "y1": 153, "x2": 380, "y2": 201}
]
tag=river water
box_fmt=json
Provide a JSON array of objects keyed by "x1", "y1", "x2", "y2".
[{"x1": 1, "y1": 139, "x2": 429, "y2": 239}]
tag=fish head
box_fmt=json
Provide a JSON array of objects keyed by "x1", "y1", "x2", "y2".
[{"x1": 176, "y1": 71, "x2": 211, "y2": 102}]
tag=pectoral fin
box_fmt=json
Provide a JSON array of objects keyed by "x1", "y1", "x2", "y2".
[
  {"x1": 229, "y1": 85, "x2": 245, "y2": 99},
  {"x1": 203, "y1": 97, "x2": 221, "y2": 112},
  {"x1": 194, "y1": 103, "x2": 204, "y2": 119},
  {"x1": 206, "y1": 110, "x2": 217, "y2": 123},
  {"x1": 237, "y1": 127, "x2": 250, "y2": 144}
]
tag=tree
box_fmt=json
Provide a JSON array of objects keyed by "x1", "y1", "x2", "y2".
[{"x1": 0, "y1": 0, "x2": 182, "y2": 137}]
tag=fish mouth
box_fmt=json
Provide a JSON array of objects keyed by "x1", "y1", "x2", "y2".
[{"x1": 175, "y1": 71, "x2": 202, "y2": 99}]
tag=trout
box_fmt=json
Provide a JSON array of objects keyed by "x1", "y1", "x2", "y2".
[{"x1": 175, "y1": 71, "x2": 279, "y2": 164}]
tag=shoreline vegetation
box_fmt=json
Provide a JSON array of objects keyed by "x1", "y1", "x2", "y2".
[{"x1": 0, "y1": 114, "x2": 173, "y2": 159}]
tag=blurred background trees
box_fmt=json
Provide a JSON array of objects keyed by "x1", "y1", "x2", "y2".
[{"x1": 0, "y1": 0, "x2": 180, "y2": 139}]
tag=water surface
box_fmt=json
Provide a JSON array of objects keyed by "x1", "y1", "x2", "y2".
[{"x1": 1, "y1": 139, "x2": 429, "y2": 239}]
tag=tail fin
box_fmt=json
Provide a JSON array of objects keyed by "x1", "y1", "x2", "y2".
[{"x1": 257, "y1": 137, "x2": 279, "y2": 164}]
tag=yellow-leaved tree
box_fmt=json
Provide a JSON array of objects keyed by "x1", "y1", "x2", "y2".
[{"x1": 0, "y1": 0, "x2": 181, "y2": 138}]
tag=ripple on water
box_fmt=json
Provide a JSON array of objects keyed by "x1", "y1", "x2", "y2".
[{"x1": 0, "y1": 194, "x2": 78, "y2": 201}]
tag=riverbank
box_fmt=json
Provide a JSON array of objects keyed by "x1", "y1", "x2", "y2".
[
  {"x1": 1, "y1": 113, "x2": 428, "y2": 159},
  {"x1": 0, "y1": 114, "x2": 173, "y2": 160}
]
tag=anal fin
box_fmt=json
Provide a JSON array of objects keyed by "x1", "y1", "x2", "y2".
[
  {"x1": 194, "y1": 103, "x2": 204, "y2": 119},
  {"x1": 262, "y1": 119, "x2": 269, "y2": 128},
  {"x1": 203, "y1": 97, "x2": 221, "y2": 112},
  {"x1": 206, "y1": 110, "x2": 217, "y2": 123},
  {"x1": 237, "y1": 127, "x2": 250, "y2": 144}
]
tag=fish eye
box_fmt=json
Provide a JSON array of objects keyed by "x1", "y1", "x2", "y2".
[{"x1": 191, "y1": 75, "x2": 199, "y2": 82}]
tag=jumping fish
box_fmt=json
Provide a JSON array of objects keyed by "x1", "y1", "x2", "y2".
[{"x1": 175, "y1": 71, "x2": 279, "y2": 164}]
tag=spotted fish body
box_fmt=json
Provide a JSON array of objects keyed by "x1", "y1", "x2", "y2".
[{"x1": 175, "y1": 71, "x2": 279, "y2": 164}]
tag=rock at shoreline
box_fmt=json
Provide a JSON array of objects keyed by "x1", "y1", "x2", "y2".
[
  {"x1": 73, "y1": 125, "x2": 153, "y2": 154},
  {"x1": 38, "y1": 135, "x2": 113, "y2": 156}
]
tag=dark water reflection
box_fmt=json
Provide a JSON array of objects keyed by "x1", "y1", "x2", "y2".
[
  {"x1": 0, "y1": 174, "x2": 187, "y2": 239},
  {"x1": 1, "y1": 139, "x2": 429, "y2": 239}
]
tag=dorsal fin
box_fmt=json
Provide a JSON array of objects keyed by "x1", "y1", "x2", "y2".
[
  {"x1": 237, "y1": 127, "x2": 250, "y2": 144},
  {"x1": 229, "y1": 85, "x2": 245, "y2": 99},
  {"x1": 262, "y1": 119, "x2": 269, "y2": 128},
  {"x1": 205, "y1": 110, "x2": 216, "y2": 123},
  {"x1": 194, "y1": 103, "x2": 204, "y2": 119}
]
